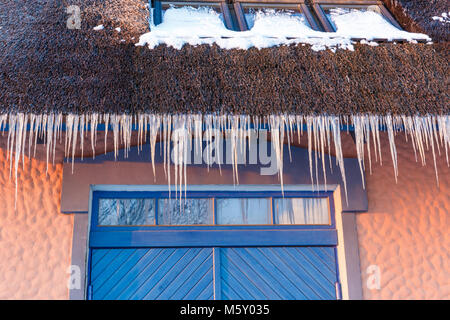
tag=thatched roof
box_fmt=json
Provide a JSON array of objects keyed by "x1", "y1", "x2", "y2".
[
  {"x1": 0, "y1": 0, "x2": 448, "y2": 116},
  {"x1": 384, "y1": 0, "x2": 450, "y2": 43}
]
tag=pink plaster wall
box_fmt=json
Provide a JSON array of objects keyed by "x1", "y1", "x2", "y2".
[
  {"x1": 0, "y1": 130, "x2": 448, "y2": 300},
  {"x1": 0, "y1": 149, "x2": 72, "y2": 299},
  {"x1": 358, "y1": 133, "x2": 449, "y2": 300}
]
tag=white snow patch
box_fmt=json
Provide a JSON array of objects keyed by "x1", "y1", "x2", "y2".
[
  {"x1": 115, "y1": 27, "x2": 122, "y2": 32},
  {"x1": 360, "y1": 39, "x2": 379, "y2": 46},
  {"x1": 137, "y1": 6, "x2": 430, "y2": 51},
  {"x1": 432, "y1": 12, "x2": 450, "y2": 24},
  {"x1": 93, "y1": 24, "x2": 104, "y2": 31},
  {"x1": 328, "y1": 8, "x2": 430, "y2": 41}
]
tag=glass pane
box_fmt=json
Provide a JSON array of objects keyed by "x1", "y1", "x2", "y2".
[
  {"x1": 157, "y1": 198, "x2": 213, "y2": 225},
  {"x1": 325, "y1": 6, "x2": 392, "y2": 33},
  {"x1": 274, "y1": 198, "x2": 330, "y2": 225},
  {"x1": 98, "y1": 199, "x2": 155, "y2": 226},
  {"x1": 156, "y1": 6, "x2": 227, "y2": 36},
  {"x1": 216, "y1": 198, "x2": 271, "y2": 225},
  {"x1": 243, "y1": 8, "x2": 311, "y2": 35}
]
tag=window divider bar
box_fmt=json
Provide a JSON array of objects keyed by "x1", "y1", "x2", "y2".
[
  {"x1": 154, "y1": 197, "x2": 159, "y2": 225},
  {"x1": 378, "y1": 4, "x2": 401, "y2": 29},
  {"x1": 233, "y1": 2, "x2": 249, "y2": 31},
  {"x1": 270, "y1": 197, "x2": 275, "y2": 225},
  {"x1": 312, "y1": 0, "x2": 382, "y2": 4},
  {"x1": 212, "y1": 197, "x2": 217, "y2": 225},
  {"x1": 153, "y1": 1, "x2": 163, "y2": 26},
  {"x1": 300, "y1": 3, "x2": 321, "y2": 31},
  {"x1": 220, "y1": 2, "x2": 238, "y2": 31},
  {"x1": 312, "y1": 3, "x2": 335, "y2": 32}
]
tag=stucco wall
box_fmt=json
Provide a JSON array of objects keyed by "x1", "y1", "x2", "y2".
[
  {"x1": 0, "y1": 130, "x2": 448, "y2": 300},
  {"x1": 358, "y1": 133, "x2": 449, "y2": 300},
  {"x1": 0, "y1": 149, "x2": 72, "y2": 299}
]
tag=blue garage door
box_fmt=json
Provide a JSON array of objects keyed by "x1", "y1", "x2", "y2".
[{"x1": 87, "y1": 189, "x2": 341, "y2": 300}]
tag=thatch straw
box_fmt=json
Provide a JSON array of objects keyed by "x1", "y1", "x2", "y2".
[{"x1": 0, "y1": 0, "x2": 448, "y2": 115}]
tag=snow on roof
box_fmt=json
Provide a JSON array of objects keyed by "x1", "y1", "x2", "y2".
[
  {"x1": 93, "y1": 24, "x2": 105, "y2": 31},
  {"x1": 432, "y1": 12, "x2": 450, "y2": 24},
  {"x1": 329, "y1": 8, "x2": 431, "y2": 41},
  {"x1": 137, "y1": 6, "x2": 431, "y2": 51}
]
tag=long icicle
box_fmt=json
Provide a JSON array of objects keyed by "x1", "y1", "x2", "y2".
[{"x1": 1, "y1": 113, "x2": 449, "y2": 209}]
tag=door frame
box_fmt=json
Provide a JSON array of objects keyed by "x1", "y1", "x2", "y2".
[{"x1": 80, "y1": 184, "x2": 355, "y2": 300}]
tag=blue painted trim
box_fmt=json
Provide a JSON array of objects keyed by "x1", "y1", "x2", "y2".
[
  {"x1": 89, "y1": 189, "x2": 337, "y2": 248},
  {"x1": 333, "y1": 247, "x2": 343, "y2": 300},
  {"x1": 90, "y1": 229, "x2": 338, "y2": 248},
  {"x1": 0, "y1": 122, "x2": 362, "y2": 132},
  {"x1": 90, "y1": 190, "x2": 336, "y2": 232},
  {"x1": 213, "y1": 248, "x2": 222, "y2": 300},
  {"x1": 153, "y1": 1, "x2": 162, "y2": 25},
  {"x1": 86, "y1": 247, "x2": 93, "y2": 300},
  {"x1": 87, "y1": 188, "x2": 339, "y2": 299}
]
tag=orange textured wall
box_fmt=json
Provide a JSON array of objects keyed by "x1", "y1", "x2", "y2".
[
  {"x1": 0, "y1": 149, "x2": 72, "y2": 299},
  {"x1": 357, "y1": 133, "x2": 449, "y2": 300},
  {"x1": 0, "y1": 131, "x2": 448, "y2": 300}
]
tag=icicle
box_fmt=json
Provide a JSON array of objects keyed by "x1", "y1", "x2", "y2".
[
  {"x1": 13, "y1": 114, "x2": 26, "y2": 208},
  {"x1": 53, "y1": 113, "x2": 63, "y2": 165},
  {"x1": 318, "y1": 116, "x2": 327, "y2": 189},
  {"x1": 71, "y1": 115, "x2": 79, "y2": 173},
  {"x1": 269, "y1": 115, "x2": 284, "y2": 194},
  {"x1": 28, "y1": 114, "x2": 35, "y2": 159},
  {"x1": 21, "y1": 114, "x2": 28, "y2": 171},
  {"x1": 42, "y1": 114, "x2": 48, "y2": 159},
  {"x1": 205, "y1": 114, "x2": 212, "y2": 172},
  {"x1": 352, "y1": 115, "x2": 366, "y2": 189},
  {"x1": 325, "y1": 117, "x2": 333, "y2": 174},
  {"x1": 194, "y1": 115, "x2": 202, "y2": 155},
  {"x1": 286, "y1": 115, "x2": 293, "y2": 163},
  {"x1": 214, "y1": 114, "x2": 222, "y2": 175},
  {"x1": 437, "y1": 115, "x2": 449, "y2": 166},
  {"x1": 369, "y1": 115, "x2": 380, "y2": 164},
  {"x1": 45, "y1": 114, "x2": 54, "y2": 174},
  {"x1": 1, "y1": 112, "x2": 448, "y2": 213},
  {"x1": 312, "y1": 117, "x2": 319, "y2": 191},
  {"x1": 90, "y1": 113, "x2": 99, "y2": 159},
  {"x1": 331, "y1": 117, "x2": 348, "y2": 203},
  {"x1": 229, "y1": 115, "x2": 240, "y2": 185},
  {"x1": 137, "y1": 114, "x2": 144, "y2": 154},
  {"x1": 79, "y1": 114, "x2": 85, "y2": 161},
  {"x1": 65, "y1": 114, "x2": 73, "y2": 161},
  {"x1": 104, "y1": 114, "x2": 110, "y2": 155},
  {"x1": 111, "y1": 114, "x2": 120, "y2": 160},
  {"x1": 144, "y1": 114, "x2": 148, "y2": 145},
  {"x1": 122, "y1": 114, "x2": 133, "y2": 158},
  {"x1": 385, "y1": 115, "x2": 398, "y2": 183},
  {"x1": 295, "y1": 115, "x2": 302, "y2": 145},
  {"x1": 425, "y1": 115, "x2": 439, "y2": 186},
  {"x1": 149, "y1": 114, "x2": 160, "y2": 181},
  {"x1": 163, "y1": 115, "x2": 172, "y2": 195},
  {"x1": 306, "y1": 116, "x2": 314, "y2": 188},
  {"x1": 8, "y1": 114, "x2": 17, "y2": 178},
  {"x1": 33, "y1": 114, "x2": 41, "y2": 158},
  {"x1": 414, "y1": 115, "x2": 427, "y2": 166},
  {"x1": 364, "y1": 115, "x2": 372, "y2": 175}
]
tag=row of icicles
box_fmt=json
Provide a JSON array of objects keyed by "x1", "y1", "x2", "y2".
[{"x1": 0, "y1": 113, "x2": 448, "y2": 205}]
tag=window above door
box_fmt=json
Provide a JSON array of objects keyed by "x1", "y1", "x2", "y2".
[
  {"x1": 149, "y1": 0, "x2": 407, "y2": 36},
  {"x1": 96, "y1": 190, "x2": 332, "y2": 227}
]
